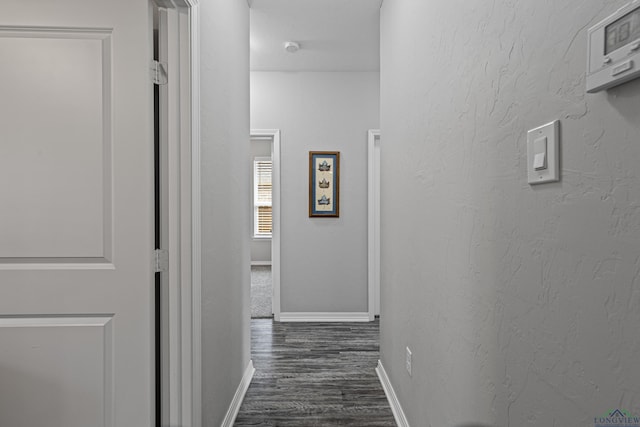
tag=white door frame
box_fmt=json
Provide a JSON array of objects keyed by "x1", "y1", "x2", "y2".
[
  {"x1": 186, "y1": 2, "x2": 202, "y2": 427},
  {"x1": 154, "y1": 1, "x2": 201, "y2": 426},
  {"x1": 367, "y1": 129, "x2": 381, "y2": 321},
  {"x1": 250, "y1": 129, "x2": 282, "y2": 321}
]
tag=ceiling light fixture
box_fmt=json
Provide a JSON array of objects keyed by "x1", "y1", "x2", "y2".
[{"x1": 284, "y1": 41, "x2": 300, "y2": 53}]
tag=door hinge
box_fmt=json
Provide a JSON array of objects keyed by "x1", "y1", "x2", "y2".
[
  {"x1": 153, "y1": 249, "x2": 169, "y2": 273},
  {"x1": 151, "y1": 60, "x2": 168, "y2": 85}
]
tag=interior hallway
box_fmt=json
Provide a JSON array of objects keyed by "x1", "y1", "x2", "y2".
[
  {"x1": 234, "y1": 320, "x2": 396, "y2": 426},
  {"x1": 205, "y1": 0, "x2": 640, "y2": 425}
]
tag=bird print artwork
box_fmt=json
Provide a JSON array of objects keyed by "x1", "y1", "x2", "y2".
[
  {"x1": 318, "y1": 160, "x2": 331, "y2": 172},
  {"x1": 318, "y1": 195, "x2": 331, "y2": 205}
]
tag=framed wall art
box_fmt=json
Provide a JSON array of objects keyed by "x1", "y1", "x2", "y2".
[{"x1": 309, "y1": 151, "x2": 340, "y2": 217}]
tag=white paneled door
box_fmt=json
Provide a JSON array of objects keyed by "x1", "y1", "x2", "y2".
[{"x1": 0, "y1": 1, "x2": 154, "y2": 426}]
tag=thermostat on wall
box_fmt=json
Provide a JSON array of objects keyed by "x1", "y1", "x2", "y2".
[{"x1": 586, "y1": 0, "x2": 640, "y2": 93}]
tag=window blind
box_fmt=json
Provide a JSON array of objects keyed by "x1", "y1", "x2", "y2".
[{"x1": 254, "y1": 158, "x2": 272, "y2": 236}]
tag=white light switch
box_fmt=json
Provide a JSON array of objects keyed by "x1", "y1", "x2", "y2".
[
  {"x1": 527, "y1": 121, "x2": 559, "y2": 185},
  {"x1": 533, "y1": 136, "x2": 547, "y2": 170},
  {"x1": 533, "y1": 152, "x2": 546, "y2": 170}
]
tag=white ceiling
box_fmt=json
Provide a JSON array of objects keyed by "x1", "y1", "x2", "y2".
[{"x1": 249, "y1": 0, "x2": 381, "y2": 72}]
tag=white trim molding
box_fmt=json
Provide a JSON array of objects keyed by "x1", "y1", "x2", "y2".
[
  {"x1": 250, "y1": 129, "x2": 281, "y2": 321},
  {"x1": 251, "y1": 261, "x2": 272, "y2": 266},
  {"x1": 154, "y1": 3, "x2": 199, "y2": 427},
  {"x1": 376, "y1": 360, "x2": 410, "y2": 427},
  {"x1": 220, "y1": 360, "x2": 255, "y2": 427},
  {"x1": 189, "y1": 3, "x2": 202, "y2": 427},
  {"x1": 279, "y1": 312, "x2": 370, "y2": 322}
]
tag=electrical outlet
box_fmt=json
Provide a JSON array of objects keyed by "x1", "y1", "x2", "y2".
[{"x1": 405, "y1": 346, "x2": 412, "y2": 377}]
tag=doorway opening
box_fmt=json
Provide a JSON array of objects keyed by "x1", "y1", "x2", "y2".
[
  {"x1": 250, "y1": 130, "x2": 281, "y2": 320},
  {"x1": 250, "y1": 149, "x2": 273, "y2": 318},
  {"x1": 368, "y1": 129, "x2": 381, "y2": 320}
]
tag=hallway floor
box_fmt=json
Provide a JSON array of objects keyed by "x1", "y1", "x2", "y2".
[{"x1": 234, "y1": 319, "x2": 396, "y2": 426}]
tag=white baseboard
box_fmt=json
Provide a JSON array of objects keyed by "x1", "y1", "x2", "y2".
[
  {"x1": 251, "y1": 261, "x2": 272, "y2": 266},
  {"x1": 278, "y1": 312, "x2": 370, "y2": 322},
  {"x1": 220, "y1": 360, "x2": 255, "y2": 427},
  {"x1": 376, "y1": 360, "x2": 410, "y2": 427}
]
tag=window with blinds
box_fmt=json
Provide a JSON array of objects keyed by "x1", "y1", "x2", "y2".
[{"x1": 253, "y1": 157, "x2": 272, "y2": 237}]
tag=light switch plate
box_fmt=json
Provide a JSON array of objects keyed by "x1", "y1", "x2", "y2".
[{"x1": 527, "y1": 120, "x2": 559, "y2": 185}]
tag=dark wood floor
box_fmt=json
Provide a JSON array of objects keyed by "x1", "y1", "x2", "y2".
[{"x1": 234, "y1": 319, "x2": 397, "y2": 427}]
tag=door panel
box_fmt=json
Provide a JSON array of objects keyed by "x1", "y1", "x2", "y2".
[
  {"x1": 0, "y1": 29, "x2": 111, "y2": 261},
  {"x1": 0, "y1": 317, "x2": 113, "y2": 427},
  {"x1": 0, "y1": 0, "x2": 153, "y2": 426}
]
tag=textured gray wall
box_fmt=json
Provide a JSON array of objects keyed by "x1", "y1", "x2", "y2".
[
  {"x1": 200, "y1": 0, "x2": 251, "y2": 425},
  {"x1": 251, "y1": 72, "x2": 379, "y2": 313},
  {"x1": 380, "y1": 0, "x2": 640, "y2": 426}
]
